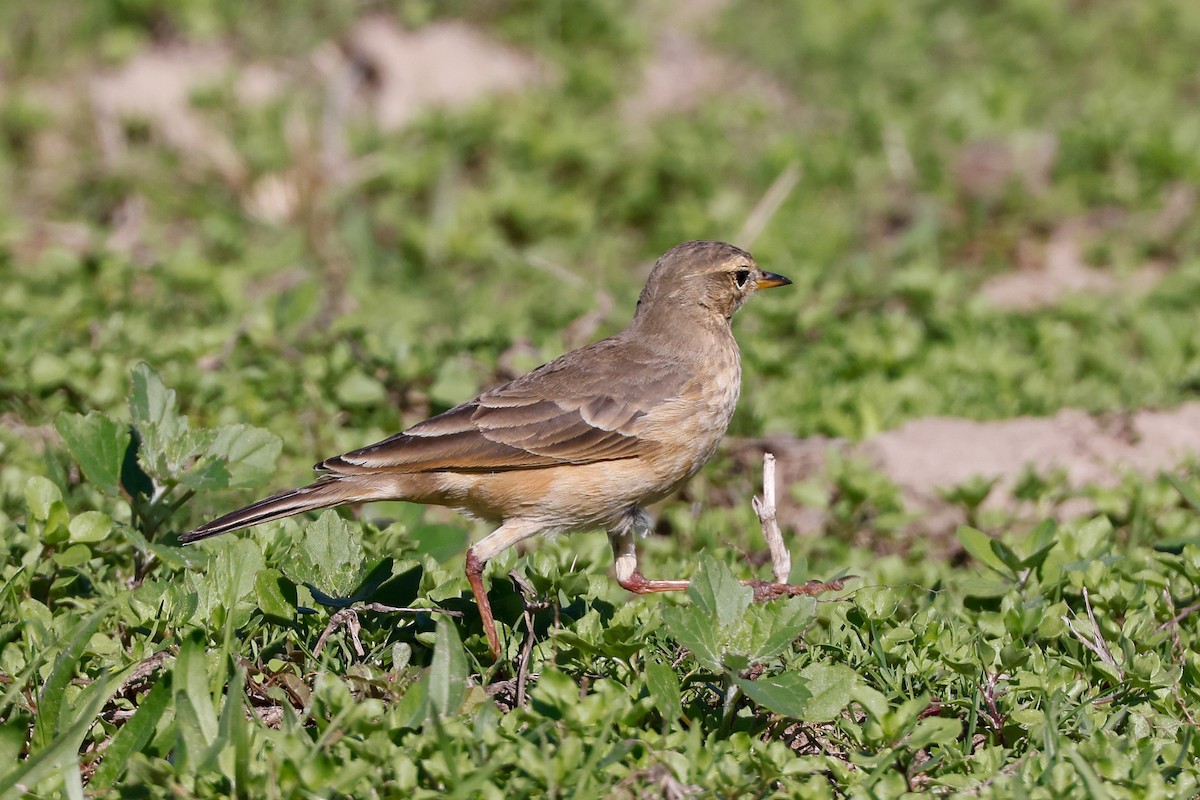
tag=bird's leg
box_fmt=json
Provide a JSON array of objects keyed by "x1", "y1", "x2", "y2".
[
  {"x1": 608, "y1": 528, "x2": 850, "y2": 598},
  {"x1": 611, "y1": 527, "x2": 690, "y2": 593},
  {"x1": 464, "y1": 549, "x2": 500, "y2": 658},
  {"x1": 467, "y1": 520, "x2": 546, "y2": 660}
]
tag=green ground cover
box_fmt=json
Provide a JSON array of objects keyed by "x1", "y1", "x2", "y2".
[{"x1": 2, "y1": 1, "x2": 1199, "y2": 796}]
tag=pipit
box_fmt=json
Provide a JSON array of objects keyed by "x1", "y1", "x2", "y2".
[{"x1": 182, "y1": 241, "x2": 844, "y2": 657}]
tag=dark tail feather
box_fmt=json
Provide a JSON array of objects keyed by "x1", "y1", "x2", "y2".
[{"x1": 179, "y1": 479, "x2": 361, "y2": 544}]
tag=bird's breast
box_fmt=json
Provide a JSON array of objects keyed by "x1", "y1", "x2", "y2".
[{"x1": 636, "y1": 337, "x2": 742, "y2": 484}]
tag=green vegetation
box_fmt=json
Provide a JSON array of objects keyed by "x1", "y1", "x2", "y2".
[{"x1": 2, "y1": 0, "x2": 1199, "y2": 796}]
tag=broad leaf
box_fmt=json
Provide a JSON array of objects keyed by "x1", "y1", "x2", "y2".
[
  {"x1": 206, "y1": 424, "x2": 283, "y2": 489},
  {"x1": 661, "y1": 604, "x2": 725, "y2": 672},
  {"x1": 956, "y1": 525, "x2": 1009, "y2": 575},
  {"x1": 68, "y1": 511, "x2": 112, "y2": 544},
  {"x1": 428, "y1": 617, "x2": 468, "y2": 718},
  {"x1": 791, "y1": 663, "x2": 857, "y2": 722},
  {"x1": 645, "y1": 659, "x2": 684, "y2": 724},
  {"x1": 54, "y1": 411, "x2": 128, "y2": 496},
  {"x1": 686, "y1": 555, "x2": 752, "y2": 630},
  {"x1": 409, "y1": 523, "x2": 470, "y2": 564},
  {"x1": 733, "y1": 671, "x2": 813, "y2": 719},
  {"x1": 743, "y1": 596, "x2": 816, "y2": 663},
  {"x1": 129, "y1": 363, "x2": 188, "y2": 480},
  {"x1": 284, "y1": 511, "x2": 365, "y2": 601}
]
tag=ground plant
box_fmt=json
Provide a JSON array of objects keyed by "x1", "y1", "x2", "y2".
[{"x1": 2, "y1": 1, "x2": 1199, "y2": 796}]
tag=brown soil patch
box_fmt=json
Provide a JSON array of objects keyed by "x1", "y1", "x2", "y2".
[
  {"x1": 89, "y1": 43, "x2": 256, "y2": 184},
  {"x1": 737, "y1": 403, "x2": 1200, "y2": 537},
  {"x1": 981, "y1": 218, "x2": 1166, "y2": 311},
  {"x1": 620, "y1": 30, "x2": 790, "y2": 122},
  {"x1": 337, "y1": 17, "x2": 544, "y2": 132},
  {"x1": 87, "y1": 19, "x2": 543, "y2": 163}
]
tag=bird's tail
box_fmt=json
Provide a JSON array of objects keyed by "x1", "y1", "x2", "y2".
[{"x1": 179, "y1": 478, "x2": 365, "y2": 544}]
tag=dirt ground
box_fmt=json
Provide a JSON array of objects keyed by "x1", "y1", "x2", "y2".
[{"x1": 738, "y1": 403, "x2": 1200, "y2": 540}]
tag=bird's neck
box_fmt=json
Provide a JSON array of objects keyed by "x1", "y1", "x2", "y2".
[{"x1": 627, "y1": 303, "x2": 737, "y2": 358}]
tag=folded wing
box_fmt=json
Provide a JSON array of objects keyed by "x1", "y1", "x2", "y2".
[{"x1": 319, "y1": 338, "x2": 688, "y2": 475}]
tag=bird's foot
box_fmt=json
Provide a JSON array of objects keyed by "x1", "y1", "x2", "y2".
[
  {"x1": 744, "y1": 576, "x2": 855, "y2": 602},
  {"x1": 617, "y1": 571, "x2": 691, "y2": 594}
]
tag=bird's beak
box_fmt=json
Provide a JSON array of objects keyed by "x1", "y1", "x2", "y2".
[{"x1": 755, "y1": 271, "x2": 792, "y2": 289}]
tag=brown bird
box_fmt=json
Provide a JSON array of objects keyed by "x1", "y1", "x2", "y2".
[{"x1": 181, "y1": 241, "x2": 843, "y2": 658}]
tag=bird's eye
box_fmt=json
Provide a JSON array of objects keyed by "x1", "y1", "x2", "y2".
[{"x1": 734, "y1": 268, "x2": 751, "y2": 288}]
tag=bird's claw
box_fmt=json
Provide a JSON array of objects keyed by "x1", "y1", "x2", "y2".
[{"x1": 744, "y1": 576, "x2": 855, "y2": 602}]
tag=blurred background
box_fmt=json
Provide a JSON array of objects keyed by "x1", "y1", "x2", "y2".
[{"x1": 3, "y1": 0, "x2": 1200, "y2": 532}]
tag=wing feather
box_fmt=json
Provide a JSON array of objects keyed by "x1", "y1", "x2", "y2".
[{"x1": 320, "y1": 337, "x2": 690, "y2": 476}]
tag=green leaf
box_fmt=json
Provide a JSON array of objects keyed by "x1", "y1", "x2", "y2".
[
  {"x1": 178, "y1": 453, "x2": 230, "y2": 491},
  {"x1": 850, "y1": 684, "x2": 890, "y2": 720},
  {"x1": 794, "y1": 663, "x2": 857, "y2": 722},
  {"x1": 254, "y1": 568, "x2": 297, "y2": 619},
  {"x1": 856, "y1": 586, "x2": 900, "y2": 621},
  {"x1": 740, "y1": 663, "x2": 858, "y2": 722},
  {"x1": 24, "y1": 475, "x2": 62, "y2": 521},
  {"x1": 661, "y1": 604, "x2": 724, "y2": 672},
  {"x1": 1020, "y1": 538, "x2": 1059, "y2": 571},
  {"x1": 409, "y1": 523, "x2": 470, "y2": 564},
  {"x1": 50, "y1": 543, "x2": 91, "y2": 568},
  {"x1": 206, "y1": 424, "x2": 283, "y2": 489},
  {"x1": 1067, "y1": 750, "x2": 1114, "y2": 800},
  {"x1": 0, "y1": 722, "x2": 25, "y2": 772},
  {"x1": 68, "y1": 511, "x2": 111, "y2": 543},
  {"x1": 686, "y1": 555, "x2": 752, "y2": 630},
  {"x1": 645, "y1": 659, "x2": 684, "y2": 724},
  {"x1": 334, "y1": 371, "x2": 388, "y2": 407},
  {"x1": 733, "y1": 671, "x2": 813, "y2": 719},
  {"x1": 1028, "y1": 518, "x2": 1058, "y2": 553},
  {"x1": 209, "y1": 538, "x2": 265, "y2": 609},
  {"x1": 0, "y1": 672, "x2": 116, "y2": 797},
  {"x1": 956, "y1": 525, "x2": 1009, "y2": 575},
  {"x1": 744, "y1": 597, "x2": 816, "y2": 663},
  {"x1": 32, "y1": 605, "x2": 111, "y2": 749},
  {"x1": 528, "y1": 668, "x2": 578, "y2": 720},
  {"x1": 283, "y1": 511, "x2": 365, "y2": 601},
  {"x1": 215, "y1": 665, "x2": 250, "y2": 784},
  {"x1": 904, "y1": 717, "x2": 962, "y2": 751},
  {"x1": 173, "y1": 632, "x2": 219, "y2": 761},
  {"x1": 1073, "y1": 516, "x2": 1114, "y2": 559},
  {"x1": 1167, "y1": 473, "x2": 1200, "y2": 514},
  {"x1": 54, "y1": 411, "x2": 129, "y2": 496},
  {"x1": 88, "y1": 673, "x2": 172, "y2": 789},
  {"x1": 129, "y1": 363, "x2": 187, "y2": 480},
  {"x1": 990, "y1": 538, "x2": 1023, "y2": 574},
  {"x1": 427, "y1": 617, "x2": 468, "y2": 718}
]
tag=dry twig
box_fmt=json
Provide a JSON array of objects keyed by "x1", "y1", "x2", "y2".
[{"x1": 752, "y1": 452, "x2": 791, "y2": 584}]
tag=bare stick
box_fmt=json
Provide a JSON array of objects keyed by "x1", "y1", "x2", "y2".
[
  {"x1": 736, "y1": 162, "x2": 802, "y2": 248},
  {"x1": 752, "y1": 452, "x2": 791, "y2": 584},
  {"x1": 1061, "y1": 587, "x2": 1123, "y2": 680}
]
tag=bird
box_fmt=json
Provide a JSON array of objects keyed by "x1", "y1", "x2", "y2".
[{"x1": 181, "y1": 240, "x2": 845, "y2": 658}]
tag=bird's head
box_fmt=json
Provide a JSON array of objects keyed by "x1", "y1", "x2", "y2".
[{"x1": 634, "y1": 240, "x2": 791, "y2": 325}]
